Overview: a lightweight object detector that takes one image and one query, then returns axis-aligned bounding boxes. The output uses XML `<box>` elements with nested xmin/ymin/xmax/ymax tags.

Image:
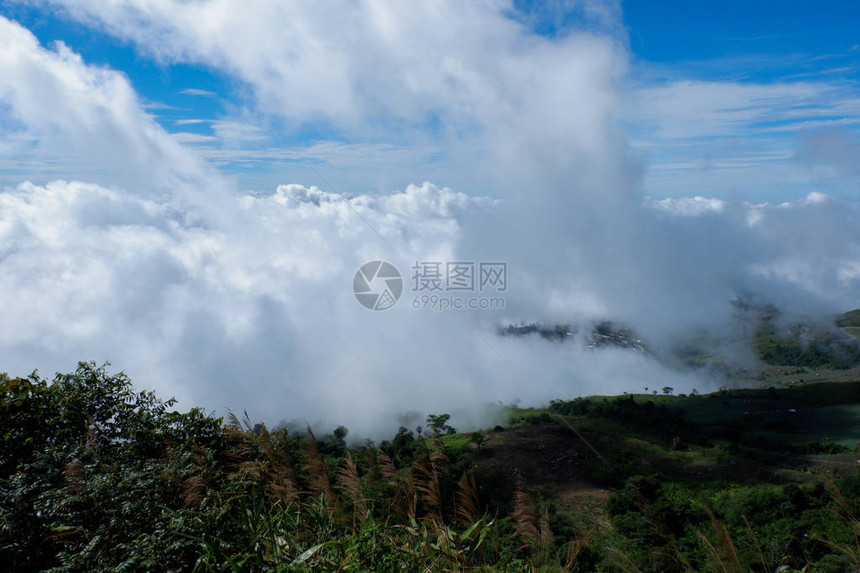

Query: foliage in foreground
<box><xmin>2</xmin><ymin>362</ymin><xmax>860</xmax><ymax>572</ymax></box>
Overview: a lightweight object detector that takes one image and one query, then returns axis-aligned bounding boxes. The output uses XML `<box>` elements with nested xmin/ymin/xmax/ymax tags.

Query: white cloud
<box><xmin>22</xmin><ymin>0</ymin><xmax>623</xmax><ymax>195</ymax></box>
<box><xmin>210</xmin><ymin>120</ymin><xmax>269</xmax><ymax>145</ymax></box>
<box><xmin>803</xmin><ymin>191</ymin><xmax>830</xmax><ymax>204</ymax></box>
<box><xmin>0</xmin><ymin>16</ymin><xmax>225</xmax><ymax>213</ymax></box>
<box><xmin>179</xmin><ymin>88</ymin><xmax>217</xmax><ymax>97</ymax></box>
<box><xmin>2</xmin><ymin>176</ymin><xmax>859</xmax><ymax>436</ymax></box>
<box><xmin>171</xmin><ymin>132</ymin><xmax>217</xmax><ymax>144</ymax></box>
<box><xmin>32</xmin><ymin>0</ymin><xmax>618</xmax><ymax>126</ymax></box>
<box><xmin>623</xmin><ymin>77</ymin><xmax>860</xmax><ymax>199</ymax></box>
<box><xmin>629</xmin><ymin>80</ymin><xmax>825</xmax><ymax>140</ymax></box>
<box><xmin>647</xmin><ymin>196</ymin><xmax>726</xmax><ymax>216</ymax></box>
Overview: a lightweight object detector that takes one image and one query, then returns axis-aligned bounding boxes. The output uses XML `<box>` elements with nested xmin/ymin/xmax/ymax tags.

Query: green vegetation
<box><xmin>426</xmin><ymin>413</ymin><xmax>457</xmax><ymax>435</ymax></box>
<box><xmin>3</xmin><ymin>362</ymin><xmax>860</xmax><ymax>571</ymax></box>
<box><xmin>752</xmin><ymin>310</ymin><xmax>860</xmax><ymax>370</ymax></box>
<box><xmin>755</xmin><ymin>322</ymin><xmax>860</xmax><ymax>369</ymax></box>
<box><xmin>836</xmin><ymin>309</ymin><xmax>860</xmax><ymax>328</ymax></box>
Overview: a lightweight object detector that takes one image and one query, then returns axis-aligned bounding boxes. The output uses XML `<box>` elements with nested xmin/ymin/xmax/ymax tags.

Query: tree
<box><xmin>662</xmin><ymin>386</ymin><xmax>674</xmax><ymax>396</ymax></box>
<box><xmin>331</xmin><ymin>425</ymin><xmax>349</xmax><ymax>455</ymax></box>
<box><xmin>425</xmin><ymin>413</ymin><xmax>456</xmax><ymax>435</ymax></box>
<box><xmin>0</xmin><ymin>361</ymin><xmax>224</xmax><ymax>571</ymax></box>
<box><xmin>386</xmin><ymin>426</ymin><xmax>417</xmax><ymax>464</ymax></box>
<box><xmin>469</xmin><ymin>431</ymin><xmax>487</xmax><ymax>450</ymax></box>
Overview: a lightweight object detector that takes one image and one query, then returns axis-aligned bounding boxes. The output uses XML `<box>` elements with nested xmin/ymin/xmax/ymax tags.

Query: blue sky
<box><xmin>1</xmin><ymin>0</ymin><xmax>858</xmax><ymax>201</ymax></box>
<box><xmin>10</xmin><ymin>1</ymin><xmax>860</xmax><ymax>90</ymax></box>
<box><xmin>625</xmin><ymin>0</ymin><xmax>859</xmax><ymax>69</ymax></box>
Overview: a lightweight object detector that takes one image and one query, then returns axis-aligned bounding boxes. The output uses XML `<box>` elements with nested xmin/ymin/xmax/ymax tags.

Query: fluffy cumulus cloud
<box><xmin>1</xmin><ymin>3</ymin><xmax>859</xmax><ymax>436</ymax></box>
<box><xmin>0</xmin><ymin>174</ymin><xmax>708</xmax><ymax>435</ymax></box>
<box><xmin>0</xmin><ymin>17</ymin><xmax>219</xmax><ymax>201</ymax></box>
<box><xmin>29</xmin><ymin>0</ymin><xmax>619</xmax><ymax>124</ymax></box>
<box><xmin>18</xmin><ymin>0</ymin><xmax>623</xmax><ymax>196</ymax></box>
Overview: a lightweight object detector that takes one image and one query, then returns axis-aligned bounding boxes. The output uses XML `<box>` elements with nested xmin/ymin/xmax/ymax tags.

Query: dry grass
<box><xmin>415</xmin><ymin>460</ymin><xmax>443</xmax><ymax>524</ymax></box>
<box><xmin>181</xmin><ymin>475</ymin><xmax>207</xmax><ymax>507</ymax></box>
<box><xmin>377</xmin><ymin>449</ymin><xmax>399</xmax><ymax>482</ymax></box>
<box><xmin>694</xmin><ymin>507</ymin><xmax>743</xmax><ymax>573</ymax></box>
<box><xmin>221</xmin><ymin>411</ymin><xmax>299</xmax><ymax>504</ymax></box>
<box><xmin>301</xmin><ymin>427</ymin><xmax>337</xmax><ymax>506</ymax></box>
<box><xmin>819</xmin><ymin>474</ymin><xmax>860</xmax><ymax>568</ymax></box>
<box><xmin>62</xmin><ymin>458</ymin><xmax>85</xmax><ymax>494</ymax></box>
<box><xmin>455</xmin><ymin>471</ymin><xmax>480</xmax><ymax>526</ymax></box>
<box><xmin>336</xmin><ymin>453</ymin><xmax>366</xmax><ymax>527</ymax></box>
<box><xmin>563</xmin><ymin>529</ymin><xmax>593</xmax><ymax>570</ymax></box>
<box><xmin>511</xmin><ymin>476</ymin><xmax>550</xmax><ymax>549</ymax></box>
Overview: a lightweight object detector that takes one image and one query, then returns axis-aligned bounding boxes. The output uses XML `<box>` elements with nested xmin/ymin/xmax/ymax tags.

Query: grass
<box><xmin>741</xmin><ymin>404</ymin><xmax>860</xmax><ymax>448</ymax></box>
<box><xmin>452</xmin><ymin>378</ymin><xmax>860</xmax><ymax>507</ymax></box>
<box><xmin>504</xmin><ymin>405</ymin><xmax>547</xmax><ymax>425</ymax></box>
<box><xmin>438</xmin><ymin>432</ymin><xmax>472</xmax><ymax>451</ymax></box>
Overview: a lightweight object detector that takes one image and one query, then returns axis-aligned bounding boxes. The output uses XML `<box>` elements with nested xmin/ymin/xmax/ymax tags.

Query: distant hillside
<box><xmin>754</xmin><ymin>310</ymin><xmax>860</xmax><ymax>369</ymax></box>
<box><xmin>498</xmin><ymin>320</ymin><xmax>646</xmax><ymax>351</ymax></box>
<box><xmin>836</xmin><ymin>308</ymin><xmax>860</xmax><ymax>328</ymax></box>
<box><xmin>498</xmin><ymin>307</ymin><xmax>860</xmax><ymax>373</ymax></box>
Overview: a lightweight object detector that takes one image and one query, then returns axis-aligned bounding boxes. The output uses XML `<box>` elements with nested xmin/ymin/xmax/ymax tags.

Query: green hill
<box><xmin>836</xmin><ymin>309</ymin><xmax>860</xmax><ymax>328</ymax></box>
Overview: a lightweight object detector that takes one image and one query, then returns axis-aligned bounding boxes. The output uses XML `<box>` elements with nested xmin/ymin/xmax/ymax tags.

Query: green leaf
<box><xmin>291</xmin><ymin>542</ymin><xmax>331</xmax><ymax>566</ymax></box>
